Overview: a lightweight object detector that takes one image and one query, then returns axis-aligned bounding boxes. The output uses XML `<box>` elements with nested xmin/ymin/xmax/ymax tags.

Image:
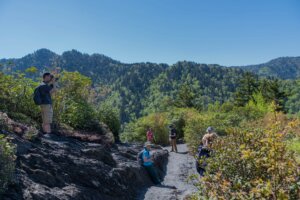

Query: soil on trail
<box><xmin>138</xmin><ymin>144</ymin><xmax>199</xmax><ymax>200</ymax></box>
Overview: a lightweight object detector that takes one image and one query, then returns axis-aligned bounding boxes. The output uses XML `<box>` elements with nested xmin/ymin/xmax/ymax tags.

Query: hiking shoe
<box><xmin>38</xmin><ymin>131</ymin><xmax>47</xmax><ymax>137</ymax></box>
<box><xmin>43</xmin><ymin>133</ymin><xmax>51</xmax><ymax>139</ymax></box>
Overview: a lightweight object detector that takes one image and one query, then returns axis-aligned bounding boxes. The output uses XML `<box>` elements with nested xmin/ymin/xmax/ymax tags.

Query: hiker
<box><xmin>196</xmin><ymin>127</ymin><xmax>218</xmax><ymax>176</ymax></box>
<box><xmin>169</xmin><ymin>125</ymin><xmax>178</xmax><ymax>152</ymax></box>
<box><xmin>34</xmin><ymin>73</ymin><xmax>58</xmax><ymax>135</ymax></box>
<box><xmin>142</xmin><ymin>142</ymin><xmax>161</xmax><ymax>184</ymax></box>
<box><xmin>202</xmin><ymin>127</ymin><xmax>218</xmax><ymax>148</ymax></box>
<box><xmin>146</xmin><ymin>127</ymin><xmax>154</xmax><ymax>143</ymax></box>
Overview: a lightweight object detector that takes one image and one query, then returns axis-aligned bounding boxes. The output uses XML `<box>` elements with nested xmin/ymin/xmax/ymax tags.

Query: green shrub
<box><xmin>287</xmin><ymin>137</ymin><xmax>300</xmax><ymax>163</ymax></box>
<box><xmin>61</xmin><ymin>100</ymin><xmax>97</xmax><ymax>130</ymax></box>
<box><xmin>121</xmin><ymin>112</ymin><xmax>170</xmax><ymax>145</ymax></box>
<box><xmin>7</xmin><ymin>112</ymin><xmax>39</xmax><ymax>127</ymax></box>
<box><xmin>0</xmin><ymin>73</ymin><xmax>40</xmax><ymax>121</ymax></box>
<box><xmin>98</xmin><ymin>102</ymin><xmax>121</xmax><ymax>139</ymax></box>
<box><xmin>183</xmin><ymin>110</ymin><xmax>212</xmax><ymax>152</ymax></box>
<box><xmin>52</xmin><ymin>71</ymin><xmax>101</xmax><ymax>131</ymax></box>
<box><xmin>0</xmin><ymin>135</ymin><xmax>16</xmax><ymax>195</ymax></box>
<box><xmin>193</xmin><ymin>126</ymin><xmax>300</xmax><ymax>200</ymax></box>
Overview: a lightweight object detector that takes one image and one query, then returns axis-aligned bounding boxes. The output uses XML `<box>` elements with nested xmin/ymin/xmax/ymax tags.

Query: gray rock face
<box><xmin>2</xmin><ymin>133</ymin><xmax>168</xmax><ymax>200</ymax></box>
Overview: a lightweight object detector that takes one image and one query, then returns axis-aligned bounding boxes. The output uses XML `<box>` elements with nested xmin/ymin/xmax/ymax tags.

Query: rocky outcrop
<box><xmin>0</xmin><ymin>113</ymin><xmax>169</xmax><ymax>200</ymax></box>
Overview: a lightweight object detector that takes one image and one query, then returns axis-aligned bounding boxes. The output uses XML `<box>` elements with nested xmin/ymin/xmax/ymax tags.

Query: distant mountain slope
<box><xmin>1</xmin><ymin>49</ymin><xmax>299</xmax><ymax>122</ymax></box>
<box><xmin>0</xmin><ymin>49</ymin><xmax>128</xmax><ymax>84</ymax></box>
<box><xmin>235</xmin><ymin>57</ymin><xmax>300</xmax><ymax>79</ymax></box>
<box><xmin>1</xmin><ymin>49</ymin><xmax>299</xmax><ymax>80</ymax></box>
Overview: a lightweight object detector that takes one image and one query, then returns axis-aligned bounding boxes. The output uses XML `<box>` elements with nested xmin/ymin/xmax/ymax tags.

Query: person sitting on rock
<box><xmin>142</xmin><ymin>142</ymin><xmax>161</xmax><ymax>185</ymax></box>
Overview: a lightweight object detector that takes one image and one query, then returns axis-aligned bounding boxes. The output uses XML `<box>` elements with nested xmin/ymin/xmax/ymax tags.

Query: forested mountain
<box><xmin>234</xmin><ymin>56</ymin><xmax>300</xmax><ymax>79</ymax></box>
<box><xmin>2</xmin><ymin>49</ymin><xmax>300</xmax><ymax>81</ymax></box>
<box><xmin>0</xmin><ymin>49</ymin><xmax>128</xmax><ymax>85</ymax></box>
<box><xmin>1</xmin><ymin>49</ymin><xmax>299</xmax><ymax>122</ymax></box>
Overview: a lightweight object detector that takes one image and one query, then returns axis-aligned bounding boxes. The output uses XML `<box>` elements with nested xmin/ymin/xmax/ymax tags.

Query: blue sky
<box><xmin>0</xmin><ymin>0</ymin><xmax>299</xmax><ymax>66</ymax></box>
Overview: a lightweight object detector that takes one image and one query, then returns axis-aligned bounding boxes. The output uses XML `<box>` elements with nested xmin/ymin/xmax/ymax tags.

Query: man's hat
<box><xmin>144</xmin><ymin>141</ymin><xmax>152</xmax><ymax>147</ymax></box>
<box><xmin>206</xmin><ymin>127</ymin><xmax>214</xmax><ymax>133</ymax></box>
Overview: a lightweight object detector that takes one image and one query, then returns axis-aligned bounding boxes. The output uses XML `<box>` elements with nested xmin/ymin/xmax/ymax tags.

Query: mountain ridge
<box><xmin>1</xmin><ymin>48</ymin><xmax>299</xmax><ymax>71</ymax></box>
<box><xmin>1</xmin><ymin>49</ymin><xmax>299</xmax><ymax>122</ymax></box>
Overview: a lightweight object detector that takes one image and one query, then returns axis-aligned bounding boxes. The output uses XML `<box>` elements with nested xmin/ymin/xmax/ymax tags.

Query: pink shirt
<box><xmin>147</xmin><ymin>130</ymin><xmax>154</xmax><ymax>141</ymax></box>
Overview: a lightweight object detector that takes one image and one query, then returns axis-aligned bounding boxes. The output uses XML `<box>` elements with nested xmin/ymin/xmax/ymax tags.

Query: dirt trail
<box><xmin>138</xmin><ymin>144</ymin><xmax>198</xmax><ymax>200</ymax></box>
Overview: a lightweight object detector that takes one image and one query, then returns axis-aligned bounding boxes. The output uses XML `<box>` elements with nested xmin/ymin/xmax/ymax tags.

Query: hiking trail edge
<box><xmin>138</xmin><ymin>144</ymin><xmax>198</xmax><ymax>200</ymax></box>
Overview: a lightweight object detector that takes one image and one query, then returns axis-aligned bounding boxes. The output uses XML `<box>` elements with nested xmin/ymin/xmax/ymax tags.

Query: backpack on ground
<box><xmin>137</xmin><ymin>150</ymin><xmax>144</xmax><ymax>166</ymax></box>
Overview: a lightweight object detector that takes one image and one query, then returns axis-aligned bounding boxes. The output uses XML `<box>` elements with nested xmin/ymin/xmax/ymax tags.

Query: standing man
<box><xmin>169</xmin><ymin>125</ymin><xmax>178</xmax><ymax>152</ymax></box>
<box><xmin>34</xmin><ymin>73</ymin><xmax>57</xmax><ymax>134</ymax></box>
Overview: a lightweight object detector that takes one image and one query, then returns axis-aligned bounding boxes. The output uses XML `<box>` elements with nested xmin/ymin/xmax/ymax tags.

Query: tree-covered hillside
<box><xmin>1</xmin><ymin>49</ymin><xmax>300</xmax><ymax>122</ymax></box>
<box><xmin>235</xmin><ymin>56</ymin><xmax>300</xmax><ymax>79</ymax></box>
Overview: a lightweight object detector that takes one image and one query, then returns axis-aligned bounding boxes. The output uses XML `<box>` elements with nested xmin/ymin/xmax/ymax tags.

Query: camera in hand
<box><xmin>50</xmin><ymin>74</ymin><xmax>59</xmax><ymax>81</ymax></box>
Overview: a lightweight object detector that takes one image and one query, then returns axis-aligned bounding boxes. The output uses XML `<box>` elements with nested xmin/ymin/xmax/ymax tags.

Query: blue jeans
<box><xmin>144</xmin><ymin>165</ymin><xmax>160</xmax><ymax>184</ymax></box>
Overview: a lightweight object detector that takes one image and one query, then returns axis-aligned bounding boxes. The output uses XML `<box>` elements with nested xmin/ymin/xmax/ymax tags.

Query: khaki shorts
<box><xmin>41</xmin><ymin>104</ymin><xmax>53</xmax><ymax>124</ymax></box>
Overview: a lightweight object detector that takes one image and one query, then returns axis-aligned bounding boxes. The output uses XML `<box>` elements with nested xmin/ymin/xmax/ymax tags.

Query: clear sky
<box><xmin>0</xmin><ymin>0</ymin><xmax>299</xmax><ymax>66</ymax></box>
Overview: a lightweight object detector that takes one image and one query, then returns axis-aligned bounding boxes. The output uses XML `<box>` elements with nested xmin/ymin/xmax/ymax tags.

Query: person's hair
<box><xmin>43</xmin><ymin>72</ymin><xmax>51</xmax><ymax>79</ymax></box>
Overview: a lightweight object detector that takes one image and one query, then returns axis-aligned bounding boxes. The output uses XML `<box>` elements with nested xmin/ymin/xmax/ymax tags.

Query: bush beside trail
<box><xmin>0</xmin><ymin>135</ymin><xmax>16</xmax><ymax>195</ymax></box>
<box><xmin>192</xmin><ymin>125</ymin><xmax>300</xmax><ymax>199</ymax></box>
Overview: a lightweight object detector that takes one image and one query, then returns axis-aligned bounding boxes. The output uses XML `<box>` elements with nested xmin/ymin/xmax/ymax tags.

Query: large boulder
<box><xmin>1</xmin><ymin>132</ymin><xmax>168</xmax><ymax>200</ymax></box>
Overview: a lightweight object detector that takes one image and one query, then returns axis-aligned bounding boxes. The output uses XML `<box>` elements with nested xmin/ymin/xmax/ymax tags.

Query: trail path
<box><xmin>139</xmin><ymin>144</ymin><xmax>198</xmax><ymax>200</ymax></box>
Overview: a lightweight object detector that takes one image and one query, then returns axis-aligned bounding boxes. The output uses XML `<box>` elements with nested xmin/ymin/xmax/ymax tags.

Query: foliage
<box><xmin>2</xmin><ymin>49</ymin><xmax>300</xmax><ymax>123</ymax></box>
<box><xmin>121</xmin><ymin>112</ymin><xmax>170</xmax><ymax>145</ymax></box>
<box><xmin>259</xmin><ymin>78</ymin><xmax>287</xmax><ymax>112</ymax></box>
<box><xmin>97</xmin><ymin>100</ymin><xmax>121</xmax><ymax>140</ymax></box>
<box><xmin>194</xmin><ymin>126</ymin><xmax>300</xmax><ymax>200</ymax></box>
<box><xmin>234</xmin><ymin>72</ymin><xmax>259</xmax><ymax>106</ymax></box>
<box><xmin>285</xmin><ymin>80</ymin><xmax>300</xmax><ymax>115</ymax></box>
<box><xmin>287</xmin><ymin>138</ymin><xmax>300</xmax><ymax>163</ymax></box>
<box><xmin>52</xmin><ymin>71</ymin><xmax>99</xmax><ymax>130</ymax></box>
<box><xmin>0</xmin><ymin>72</ymin><xmax>40</xmax><ymax>122</ymax></box>
<box><xmin>242</xmin><ymin>56</ymin><xmax>300</xmax><ymax>79</ymax></box>
<box><xmin>0</xmin><ymin>135</ymin><xmax>16</xmax><ymax>195</ymax></box>
<box><xmin>60</xmin><ymin>99</ymin><xmax>97</xmax><ymax>130</ymax></box>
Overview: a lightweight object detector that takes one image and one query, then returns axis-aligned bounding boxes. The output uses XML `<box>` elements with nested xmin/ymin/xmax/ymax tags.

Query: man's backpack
<box><xmin>33</xmin><ymin>86</ymin><xmax>42</xmax><ymax>105</ymax></box>
<box><xmin>137</xmin><ymin>150</ymin><xmax>144</xmax><ymax>166</ymax></box>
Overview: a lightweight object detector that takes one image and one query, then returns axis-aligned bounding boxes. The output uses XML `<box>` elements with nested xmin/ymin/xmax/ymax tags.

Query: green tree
<box><xmin>235</xmin><ymin>72</ymin><xmax>259</xmax><ymax>106</ymax></box>
<box><xmin>98</xmin><ymin>101</ymin><xmax>121</xmax><ymax>141</ymax></box>
<box><xmin>174</xmin><ymin>83</ymin><xmax>195</xmax><ymax>108</ymax></box>
<box><xmin>25</xmin><ymin>66</ymin><xmax>38</xmax><ymax>79</ymax></box>
<box><xmin>260</xmin><ymin>79</ymin><xmax>287</xmax><ymax>112</ymax></box>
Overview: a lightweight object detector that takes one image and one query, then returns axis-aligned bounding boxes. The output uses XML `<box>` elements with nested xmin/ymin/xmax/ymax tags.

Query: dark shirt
<box><xmin>197</xmin><ymin>145</ymin><xmax>210</xmax><ymax>158</ymax></box>
<box><xmin>39</xmin><ymin>82</ymin><xmax>53</xmax><ymax>105</ymax></box>
<box><xmin>169</xmin><ymin>128</ymin><xmax>177</xmax><ymax>139</ymax></box>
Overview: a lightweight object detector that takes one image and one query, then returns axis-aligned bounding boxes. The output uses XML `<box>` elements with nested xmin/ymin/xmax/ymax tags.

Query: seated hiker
<box><xmin>196</xmin><ymin>127</ymin><xmax>218</xmax><ymax>176</ymax></box>
<box><xmin>202</xmin><ymin>126</ymin><xmax>218</xmax><ymax>148</ymax></box>
<box><xmin>142</xmin><ymin>142</ymin><xmax>161</xmax><ymax>185</ymax></box>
